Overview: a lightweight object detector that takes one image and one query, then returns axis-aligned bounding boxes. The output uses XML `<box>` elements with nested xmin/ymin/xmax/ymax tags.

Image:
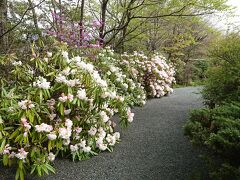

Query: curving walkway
<box><xmin>1</xmin><ymin>87</ymin><xmax>207</xmax><ymax>180</ymax></box>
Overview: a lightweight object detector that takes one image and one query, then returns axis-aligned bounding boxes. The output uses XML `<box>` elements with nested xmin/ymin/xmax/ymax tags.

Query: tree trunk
<box><xmin>0</xmin><ymin>0</ymin><xmax>8</xmax><ymax>54</ymax></box>
<box><xmin>79</xmin><ymin>0</ymin><xmax>85</xmax><ymax>46</ymax></box>
<box><xmin>28</xmin><ymin>0</ymin><xmax>41</xmax><ymax>38</ymax></box>
<box><xmin>99</xmin><ymin>0</ymin><xmax>108</xmax><ymax>46</ymax></box>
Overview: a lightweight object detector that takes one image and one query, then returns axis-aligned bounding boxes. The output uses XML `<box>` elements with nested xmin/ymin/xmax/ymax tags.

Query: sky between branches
<box><xmin>213</xmin><ymin>0</ymin><xmax>240</xmax><ymax>32</ymax></box>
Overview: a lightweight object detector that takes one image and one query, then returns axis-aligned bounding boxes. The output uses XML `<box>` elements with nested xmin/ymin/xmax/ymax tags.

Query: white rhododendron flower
<box><xmin>88</xmin><ymin>127</ymin><xmax>97</xmax><ymax>136</ymax></box>
<box><xmin>77</xmin><ymin>88</ymin><xmax>88</xmax><ymax>100</ymax></box>
<box><xmin>70</xmin><ymin>144</ymin><xmax>79</xmax><ymax>152</ymax></box>
<box><xmin>75</xmin><ymin>127</ymin><xmax>82</xmax><ymax>134</ymax></box>
<box><xmin>63</xmin><ymin>139</ymin><xmax>70</xmax><ymax>146</ymax></box>
<box><xmin>59</xmin><ymin>93</ymin><xmax>68</xmax><ymax>102</ymax></box>
<box><xmin>113</xmin><ymin>132</ymin><xmax>120</xmax><ymax>140</ymax></box>
<box><xmin>35</xmin><ymin>123</ymin><xmax>53</xmax><ymax>133</ymax></box>
<box><xmin>18</xmin><ymin>100</ymin><xmax>35</xmax><ymax>110</ymax></box>
<box><xmin>33</xmin><ymin>77</ymin><xmax>51</xmax><ymax>89</ymax></box>
<box><xmin>58</xmin><ymin>127</ymin><xmax>71</xmax><ymax>139</ymax></box>
<box><xmin>12</xmin><ymin>61</ymin><xmax>22</xmax><ymax>66</ymax></box>
<box><xmin>98</xmin><ymin>143</ymin><xmax>108</xmax><ymax>151</ymax></box>
<box><xmin>78</xmin><ymin>139</ymin><xmax>86</xmax><ymax>148</ymax></box>
<box><xmin>47</xmin><ymin>52</ymin><xmax>52</xmax><ymax>58</ymax></box>
<box><xmin>15</xmin><ymin>148</ymin><xmax>28</xmax><ymax>160</ymax></box>
<box><xmin>65</xmin><ymin>119</ymin><xmax>73</xmax><ymax>129</ymax></box>
<box><xmin>56</xmin><ymin>74</ymin><xmax>67</xmax><ymax>83</ymax></box>
<box><xmin>2</xmin><ymin>144</ymin><xmax>12</xmax><ymax>155</ymax></box>
<box><xmin>62</xmin><ymin>51</ymin><xmax>69</xmax><ymax>59</ymax></box>
<box><xmin>48</xmin><ymin>152</ymin><xmax>55</xmax><ymax>161</ymax></box>
<box><xmin>106</xmin><ymin>134</ymin><xmax>116</xmax><ymax>146</ymax></box>
<box><xmin>99</xmin><ymin>111</ymin><xmax>109</xmax><ymax>123</ymax></box>
<box><xmin>21</xmin><ymin>117</ymin><xmax>31</xmax><ymax>130</ymax></box>
<box><xmin>64</xmin><ymin>109</ymin><xmax>71</xmax><ymax>115</ymax></box>
<box><xmin>126</xmin><ymin>108</ymin><xmax>134</xmax><ymax>123</ymax></box>
<box><xmin>47</xmin><ymin>133</ymin><xmax>57</xmax><ymax>140</ymax></box>
<box><xmin>98</xmin><ymin>127</ymin><xmax>106</xmax><ymax>138</ymax></box>
<box><xmin>82</xmin><ymin>146</ymin><xmax>91</xmax><ymax>153</ymax></box>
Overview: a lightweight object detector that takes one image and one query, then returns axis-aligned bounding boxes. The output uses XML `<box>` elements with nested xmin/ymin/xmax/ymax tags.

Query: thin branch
<box><xmin>0</xmin><ymin>0</ymin><xmax>46</xmax><ymax>38</ymax></box>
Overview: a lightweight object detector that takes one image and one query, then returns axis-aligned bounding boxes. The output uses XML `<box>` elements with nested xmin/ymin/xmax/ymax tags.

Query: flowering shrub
<box><xmin>120</xmin><ymin>52</ymin><xmax>175</xmax><ymax>98</ymax></box>
<box><xmin>95</xmin><ymin>48</ymin><xmax>147</xmax><ymax>107</ymax></box>
<box><xmin>0</xmin><ymin>43</ymin><xmax>175</xmax><ymax>179</ymax></box>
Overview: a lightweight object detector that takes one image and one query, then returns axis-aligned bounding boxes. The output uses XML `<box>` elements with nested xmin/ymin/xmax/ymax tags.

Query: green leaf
<box><xmin>45</xmin><ymin>163</ymin><xmax>55</xmax><ymax>174</ymax></box>
<box><xmin>30</xmin><ymin>165</ymin><xmax>37</xmax><ymax>174</ymax></box>
<box><xmin>15</xmin><ymin>168</ymin><xmax>20</xmax><ymax>180</ymax></box>
<box><xmin>0</xmin><ymin>116</ymin><xmax>3</xmax><ymax>124</ymax></box>
<box><xmin>9</xmin><ymin>129</ymin><xmax>19</xmax><ymax>139</ymax></box>
<box><xmin>37</xmin><ymin>166</ymin><xmax>42</xmax><ymax>176</ymax></box>
<box><xmin>0</xmin><ymin>138</ymin><xmax>6</xmax><ymax>151</ymax></box>
<box><xmin>19</xmin><ymin>169</ymin><xmax>24</xmax><ymax>180</ymax></box>
<box><xmin>3</xmin><ymin>154</ymin><xmax>8</xmax><ymax>166</ymax></box>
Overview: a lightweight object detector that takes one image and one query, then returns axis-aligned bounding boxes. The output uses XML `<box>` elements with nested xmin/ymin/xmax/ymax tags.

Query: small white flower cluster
<box><xmin>77</xmin><ymin>88</ymin><xmax>88</xmax><ymax>100</ymax></box>
<box><xmin>12</xmin><ymin>61</ymin><xmax>22</xmax><ymax>66</ymax></box>
<box><xmin>21</xmin><ymin>117</ymin><xmax>31</xmax><ymax>137</ymax></box>
<box><xmin>70</xmin><ymin>139</ymin><xmax>91</xmax><ymax>153</ymax></box>
<box><xmin>48</xmin><ymin>152</ymin><xmax>55</xmax><ymax>161</ymax></box>
<box><xmin>126</xmin><ymin>107</ymin><xmax>134</xmax><ymax>122</ymax></box>
<box><xmin>70</xmin><ymin>55</ymin><xmax>108</xmax><ymax>88</ymax></box>
<box><xmin>15</xmin><ymin>148</ymin><xmax>28</xmax><ymax>160</ymax></box>
<box><xmin>55</xmin><ymin>68</ymin><xmax>80</xmax><ymax>87</ymax></box>
<box><xmin>1</xmin><ymin>144</ymin><xmax>12</xmax><ymax>155</ymax></box>
<box><xmin>59</xmin><ymin>93</ymin><xmax>74</xmax><ymax>102</ymax></box>
<box><xmin>96</xmin><ymin>127</ymin><xmax>108</xmax><ymax>150</ymax></box>
<box><xmin>47</xmin><ymin>133</ymin><xmax>57</xmax><ymax>140</ymax></box>
<box><xmin>18</xmin><ymin>100</ymin><xmax>35</xmax><ymax>110</ymax></box>
<box><xmin>58</xmin><ymin>119</ymin><xmax>73</xmax><ymax>145</ymax></box>
<box><xmin>35</xmin><ymin>123</ymin><xmax>53</xmax><ymax>133</ymax></box>
<box><xmin>99</xmin><ymin>111</ymin><xmax>109</xmax><ymax>123</ymax></box>
<box><xmin>33</xmin><ymin>77</ymin><xmax>51</xmax><ymax>89</ymax></box>
<box><xmin>106</xmin><ymin>132</ymin><xmax>120</xmax><ymax>146</ymax></box>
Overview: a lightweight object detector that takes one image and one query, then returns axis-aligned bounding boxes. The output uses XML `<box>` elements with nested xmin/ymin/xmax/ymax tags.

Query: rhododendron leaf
<box><xmin>0</xmin><ymin>138</ymin><xmax>6</xmax><ymax>151</ymax></box>
<box><xmin>19</xmin><ymin>169</ymin><xmax>24</xmax><ymax>180</ymax></box>
<box><xmin>72</xmin><ymin>98</ymin><xmax>77</xmax><ymax>105</ymax></box>
<box><xmin>48</xmin><ymin>141</ymin><xmax>52</xmax><ymax>152</ymax></box>
<box><xmin>0</xmin><ymin>116</ymin><xmax>3</xmax><ymax>124</ymax></box>
<box><xmin>59</xmin><ymin>104</ymin><xmax>64</xmax><ymax>116</ymax></box>
<box><xmin>3</xmin><ymin>127</ymin><xmax>14</xmax><ymax>130</ymax></box>
<box><xmin>37</xmin><ymin>166</ymin><xmax>42</xmax><ymax>176</ymax></box>
<box><xmin>90</xmin><ymin>151</ymin><xmax>98</xmax><ymax>156</ymax></box>
<box><xmin>9</xmin><ymin>128</ymin><xmax>20</xmax><ymax>139</ymax></box>
<box><xmin>15</xmin><ymin>168</ymin><xmax>20</xmax><ymax>180</ymax></box>
<box><xmin>30</xmin><ymin>165</ymin><xmax>36</xmax><ymax>174</ymax></box>
<box><xmin>3</xmin><ymin>154</ymin><xmax>8</xmax><ymax>166</ymax></box>
<box><xmin>41</xmin><ymin>165</ymin><xmax>49</xmax><ymax>175</ymax></box>
<box><xmin>28</xmin><ymin>112</ymin><xmax>34</xmax><ymax>123</ymax></box>
<box><xmin>45</xmin><ymin>164</ymin><xmax>55</xmax><ymax>174</ymax></box>
<box><xmin>46</xmin><ymin>72</ymin><xmax>55</xmax><ymax>77</ymax></box>
<box><xmin>14</xmin><ymin>134</ymin><xmax>23</xmax><ymax>143</ymax></box>
<box><xmin>39</xmin><ymin>90</ymin><xmax>43</xmax><ymax>104</ymax></box>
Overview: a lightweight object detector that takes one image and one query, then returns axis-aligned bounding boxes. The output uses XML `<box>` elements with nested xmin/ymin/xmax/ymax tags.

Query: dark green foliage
<box><xmin>184</xmin><ymin>102</ymin><xmax>240</xmax><ymax>179</ymax></box>
<box><xmin>203</xmin><ymin>33</ymin><xmax>240</xmax><ymax>107</ymax></box>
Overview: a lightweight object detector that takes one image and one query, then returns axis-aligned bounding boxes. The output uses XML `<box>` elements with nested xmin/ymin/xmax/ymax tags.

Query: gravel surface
<box><xmin>1</xmin><ymin>87</ymin><xmax>207</xmax><ymax>180</ymax></box>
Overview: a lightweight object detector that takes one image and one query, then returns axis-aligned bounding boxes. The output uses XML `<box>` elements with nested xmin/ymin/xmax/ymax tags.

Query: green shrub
<box><xmin>203</xmin><ymin>33</ymin><xmax>240</xmax><ymax>107</ymax></box>
<box><xmin>184</xmin><ymin>101</ymin><xmax>240</xmax><ymax>179</ymax></box>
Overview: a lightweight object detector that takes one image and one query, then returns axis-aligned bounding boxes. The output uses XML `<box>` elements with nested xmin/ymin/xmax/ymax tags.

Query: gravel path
<box><xmin>1</xmin><ymin>87</ymin><xmax>207</xmax><ymax>180</ymax></box>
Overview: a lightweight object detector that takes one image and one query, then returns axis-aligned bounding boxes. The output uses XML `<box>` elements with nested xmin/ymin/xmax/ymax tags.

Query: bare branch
<box><xmin>0</xmin><ymin>0</ymin><xmax>46</xmax><ymax>38</ymax></box>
